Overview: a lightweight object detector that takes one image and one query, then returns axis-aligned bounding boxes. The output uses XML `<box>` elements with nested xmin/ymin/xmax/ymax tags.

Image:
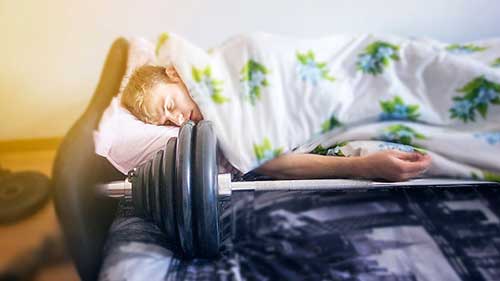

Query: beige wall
<box><xmin>1</xmin><ymin>0</ymin><xmax>499</xmax><ymax>140</ymax></box>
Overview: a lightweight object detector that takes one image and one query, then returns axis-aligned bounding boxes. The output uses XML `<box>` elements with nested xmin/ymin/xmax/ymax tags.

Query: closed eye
<box><xmin>164</xmin><ymin>97</ymin><xmax>175</xmax><ymax>112</ymax></box>
<box><xmin>163</xmin><ymin>98</ymin><xmax>173</xmax><ymax>115</ymax></box>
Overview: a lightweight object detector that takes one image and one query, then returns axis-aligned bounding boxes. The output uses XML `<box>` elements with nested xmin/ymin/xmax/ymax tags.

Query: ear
<box><xmin>165</xmin><ymin>65</ymin><xmax>181</xmax><ymax>82</ymax></box>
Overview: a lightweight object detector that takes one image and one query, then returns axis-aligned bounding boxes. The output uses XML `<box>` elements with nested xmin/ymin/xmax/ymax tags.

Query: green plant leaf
<box><xmin>492</xmin><ymin>58</ymin><xmax>500</xmax><ymax>67</ymax></box>
<box><xmin>203</xmin><ymin>67</ymin><xmax>212</xmax><ymax>76</ymax></box>
<box><xmin>394</xmin><ymin>96</ymin><xmax>404</xmax><ymax>105</ymax></box>
<box><xmin>477</xmin><ymin>103</ymin><xmax>488</xmax><ymax>118</ymax></box>
<box><xmin>306</xmin><ymin>50</ymin><xmax>315</xmax><ymax>60</ymax></box>
<box><xmin>192</xmin><ymin>67</ymin><xmax>202</xmax><ymax>82</ymax></box>
<box><xmin>471</xmin><ymin>172</ymin><xmax>481</xmax><ymax>180</ymax></box>
<box><xmin>311</xmin><ymin>145</ymin><xmax>327</xmax><ymax>155</ymax></box>
<box><xmin>155</xmin><ymin>32</ymin><xmax>169</xmax><ymax>56</ymax></box>
<box><xmin>211</xmin><ymin>93</ymin><xmax>230</xmax><ymax>104</ymax></box>
<box><xmin>415</xmin><ymin>133</ymin><xmax>426</xmax><ymax>140</ymax></box>
<box><xmin>297</xmin><ymin>52</ymin><xmax>308</xmax><ymax>64</ymax></box>
<box><xmin>457</xmin><ymin>76</ymin><xmax>485</xmax><ymax>93</ymax></box>
<box><xmin>380</xmin><ymin>101</ymin><xmax>394</xmax><ymax>113</ymax></box>
<box><xmin>484</xmin><ymin>171</ymin><xmax>500</xmax><ymax>182</ymax></box>
<box><xmin>408</xmin><ymin>105</ymin><xmax>419</xmax><ymax>114</ymax></box>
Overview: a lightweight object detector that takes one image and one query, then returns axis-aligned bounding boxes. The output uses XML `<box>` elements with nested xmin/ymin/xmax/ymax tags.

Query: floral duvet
<box><xmin>156</xmin><ymin>32</ymin><xmax>500</xmax><ymax>180</ymax></box>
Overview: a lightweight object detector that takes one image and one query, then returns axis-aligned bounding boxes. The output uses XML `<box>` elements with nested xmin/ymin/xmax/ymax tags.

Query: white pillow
<box><xmin>93</xmin><ymin>37</ymin><xmax>179</xmax><ymax>174</ymax></box>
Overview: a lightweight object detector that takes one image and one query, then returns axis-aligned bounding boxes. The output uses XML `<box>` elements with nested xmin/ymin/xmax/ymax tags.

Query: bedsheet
<box><xmin>99</xmin><ymin>180</ymin><xmax>500</xmax><ymax>281</ymax></box>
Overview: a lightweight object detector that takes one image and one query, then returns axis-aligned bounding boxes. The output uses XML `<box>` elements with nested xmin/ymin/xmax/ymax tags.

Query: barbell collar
<box><xmin>97</xmin><ymin>180</ymin><xmax>132</xmax><ymax>198</ymax></box>
<box><xmin>217</xmin><ymin>174</ymin><xmax>232</xmax><ymax>200</ymax></box>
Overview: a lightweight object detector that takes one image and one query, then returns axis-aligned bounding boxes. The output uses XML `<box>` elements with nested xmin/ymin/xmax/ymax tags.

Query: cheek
<box><xmin>178</xmin><ymin>88</ymin><xmax>196</xmax><ymax>108</ymax></box>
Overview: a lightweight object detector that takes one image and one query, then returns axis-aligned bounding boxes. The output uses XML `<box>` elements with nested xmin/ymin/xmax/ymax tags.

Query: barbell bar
<box><xmin>102</xmin><ymin>172</ymin><xmax>497</xmax><ymax>198</ymax></box>
<box><xmin>97</xmin><ymin>120</ymin><xmax>499</xmax><ymax>258</ymax></box>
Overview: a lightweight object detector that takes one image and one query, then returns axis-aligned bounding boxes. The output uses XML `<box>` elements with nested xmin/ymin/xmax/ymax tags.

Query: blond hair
<box><xmin>121</xmin><ymin>65</ymin><xmax>171</xmax><ymax>123</ymax></box>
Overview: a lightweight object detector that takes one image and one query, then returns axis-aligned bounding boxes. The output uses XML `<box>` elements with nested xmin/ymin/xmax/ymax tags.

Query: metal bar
<box><xmin>229</xmin><ymin>178</ymin><xmax>499</xmax><ymax>192</ymax></box>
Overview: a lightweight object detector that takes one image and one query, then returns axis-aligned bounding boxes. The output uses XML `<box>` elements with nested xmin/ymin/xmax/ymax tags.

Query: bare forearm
<box><xmin>254</xmin><ymin>150</ymin><xmax>432</xmax><ymax>182</ymax></box>
<box><xmin>254</xmin><ymin>153</ymin><xmax>361</xmax><ymax>180</ymax></box>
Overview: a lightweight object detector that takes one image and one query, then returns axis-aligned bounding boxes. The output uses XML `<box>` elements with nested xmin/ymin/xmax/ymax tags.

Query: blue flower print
<box><xmin>240</xmin><ymin>60</ymin><xmax>269</xmax><ymax>105</ymax></box>
<box><xmin>446</xmin><ymin>44</ymin><xmax>487</xmax><ymax>54</ymax></box>
<box><xmin>192</xmin><ymin>66</ymin><xmax>229</xmax><ymax>104</ymax></box>
<box><xmin>379</xmin><ymin>96</ymin><xmax>420</xmax><ymax>121</ymax></box>
<box><xmin>474</xmin><ymin>88</ymin><xmax>497</xmax><ymax>105</ymax></box>
<box><xmin>356</xmin><ymin>41</ymin><xmax>400</xmax><ymax>75</ymax></box>
<box><xmin>379</xmin><ymin>124</ymin><xmax>426</xmax><ymax>146</ymax></box>
<box><xmin>296</xmin><ymin>50</ymin><xmax>335</xmax><ymax>86</ymax></box>
<box><xmin>298</xmin><ymin>61</ymin><xmax>323</xmax><ymax>85</ymax></box>
<box><xmin>357</xmin><ymin>54</ymin><xmax>377</xmax><ymax>73</ymax></box>
<box><xmin>253</xmin><ymin>138</ymin><xmax>283</xmax><ymax>164</ymax></box>
<box><xmin>474</xmin><ymin>132</ymin><xmax>500</xmax><ymax>145</ymax></box>
<box><xmin>378</xmin><ymin>142</ymin><xmax>416</xmax><ymax>153</ymax></box>
<box><xmin>450</xmin><ymin>76</ymin><xmax>500</xmax><ymax>123</ymax></box>
<box><xmin>375</xmin><ymin>46</ymin><xmax>395</xmax><ymax>60</ymax></box>
<box><xmin>450</xmin><ymin>99</ymin><xmax>474</xmax><ymax>121</ymax></box>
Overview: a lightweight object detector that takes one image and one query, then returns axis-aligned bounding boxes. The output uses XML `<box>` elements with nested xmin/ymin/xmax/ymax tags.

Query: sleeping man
<box><xmin>121</xmin><ymin>64</ymin><xmax>431</xmax><ymax>181</ymax></box>
<box><xmin>121</xmin><ymin>33</ymin><xmax>500</xmax><ymax>182</ymax></box>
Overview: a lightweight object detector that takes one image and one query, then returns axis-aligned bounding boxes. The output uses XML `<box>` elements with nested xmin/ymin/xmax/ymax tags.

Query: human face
<box><xmin>147</xmin><ymin>81</ymin><xmax>203</xmax><ymax>126</ymax></box>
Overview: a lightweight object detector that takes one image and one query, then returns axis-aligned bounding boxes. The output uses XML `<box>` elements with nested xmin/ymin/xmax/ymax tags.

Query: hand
<box><xmin>357</xmin><ymin>150</ymin><xmax>432</xmax><ymax>181</ymax></box>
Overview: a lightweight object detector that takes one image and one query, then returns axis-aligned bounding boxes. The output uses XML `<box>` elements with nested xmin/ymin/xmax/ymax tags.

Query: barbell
<box><xmin>97</xmin><ymin>120</ymin><xmax>499</xmax><ymax>258</ymax></box>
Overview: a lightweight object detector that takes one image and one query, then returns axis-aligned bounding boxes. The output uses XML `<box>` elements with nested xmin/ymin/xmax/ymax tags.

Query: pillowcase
<box><xmin>93</xmin><ymin>37</ymin><xmax>179</xmax><ymax>174</ymax></box>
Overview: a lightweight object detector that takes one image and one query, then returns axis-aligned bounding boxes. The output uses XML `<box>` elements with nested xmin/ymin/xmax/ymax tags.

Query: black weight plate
<box><xmin>132</xmin><ymin>165</ymin><xmax>144</xmax><ymax>216</ymax></box>
<box><xmin>175</xmin><ymin>121</ymin><xmax>195</xmax><ymax>257</ymax></box>
<box><xmin>161</xmin><ymin>137</ymin><xmax>178</xmax><ymax>245</ymax></box>
<box><xmin>0</xmin><ymin>171</ymin><xmax>50</xmax><ymax>224</ymax></box>
<box><xmin>151</xmin><ymin>150</ymin><xmax>163</xmax><ymax>226</ymax></box>
<box><xmin>143</xmin><ymin>160</ymin><xmax>152</xmax><ymax>218</ymax></box>
<box><xmin>193</xmin><ymin>120</ymin><xmax>220</xmax><ymax>257</ymax></box>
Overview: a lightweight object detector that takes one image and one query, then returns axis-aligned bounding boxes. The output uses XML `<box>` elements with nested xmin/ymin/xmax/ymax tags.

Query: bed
<box><xmin>99</xmin><ymin>185</ymin><xmax>500</xmax><ymax>281</ymax></box>
<box><xmin>52</xmin><ymin>38</ymin><xmax>500</xmax><ymax>281</ymax></box>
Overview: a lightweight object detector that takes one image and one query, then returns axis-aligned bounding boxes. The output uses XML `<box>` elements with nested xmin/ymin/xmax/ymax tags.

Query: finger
<box><xmin>388</xmin><ymin>150</ymin><xmax>421</xmax><ymax>161</ymax></box>
<box><xmin>393</xmin><ymin>156</ymin><xmax>432</xmax><ymax>173</ymax></box>
<box><xmin>384</xmin><ymin>149</ymin><xmax>415</xmax><ymax>159</ymax></box>
<box><xmin>390</xmin><ymin>169</ymin><xmax>427</xmax><ymax>181</ymax></box>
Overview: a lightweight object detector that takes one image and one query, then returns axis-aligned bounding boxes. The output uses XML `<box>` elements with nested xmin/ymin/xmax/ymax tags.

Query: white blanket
<box><xmin>156</xmin><ymin>32</ymin><xmax>500</xmax><ymax>181</ymax></box>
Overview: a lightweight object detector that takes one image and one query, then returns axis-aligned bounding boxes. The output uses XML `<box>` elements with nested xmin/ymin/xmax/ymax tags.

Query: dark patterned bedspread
<box><xmin>99</xmin><ymin>184</ymin><xmax>500</xmax><ymax>281</ymax></box>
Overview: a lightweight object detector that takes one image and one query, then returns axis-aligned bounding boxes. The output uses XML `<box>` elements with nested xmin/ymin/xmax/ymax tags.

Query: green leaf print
<box><xmin>240</xmin><ymin>59</ymin><xmax>270</xmax><ymax>105</ymax></box>
<box><xmin>320</xmin><ymin>115</ymin><xmax>342</xmax><ymax>133</ymax></box>
<box><xmin>380</xmin><ymin>96</ymin><xmax>420</xmax><ymax>121</ymax></box>
<box><xmin>446</xmin><ymin>44</ymin><xmax>488</xmax><ymax>54</ymax></box>
<box><xmin>380</xmin><ymin>124</ymin><xmax>426</xmax><ymax>146</ymax></box>
<box><xmin>155</xmin><ymin>32</ymin><xmax>169</xmax><ymax>56</ymax></box>
<box><xmin>296</xmin><ymin>50</ymin><xmax>335</xmax><ymax>85</ymax></box>
<box><xmin>472</xmin><ymin>171</ymin><xmax>500</xmax><ymax>182</ymax></box>
<box><xmin>484</xmin><ymin>171</ymin><xmax>500</xmax><ymax>182</ymax></box>
<box><xmin>450</xmin><ymin>76</ymin><xmax>500</xmax><ymax>122</ymax></box>
<box><xmin>311</xmin><ymin>141</ymin><xmax>348</xmax><ymax>156</ymax></box>
<box><xmin>492</xmin><ymin>58</ymin><xmax>500</xmax><ymax>68</ymax></box>
<box><xmin>191</xmin><ymin>66</ymin><xmax>230</xmax><ymax>104</ymax></box>
<box><xmin>253</xmin><ymin>138</ymin><xmax>283</xmax><ymax>164</ymax></box>
<box><xmin>356</xmin><ymin>41</ymin><xmax>400</xmax><ymax>75</ymax></box>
